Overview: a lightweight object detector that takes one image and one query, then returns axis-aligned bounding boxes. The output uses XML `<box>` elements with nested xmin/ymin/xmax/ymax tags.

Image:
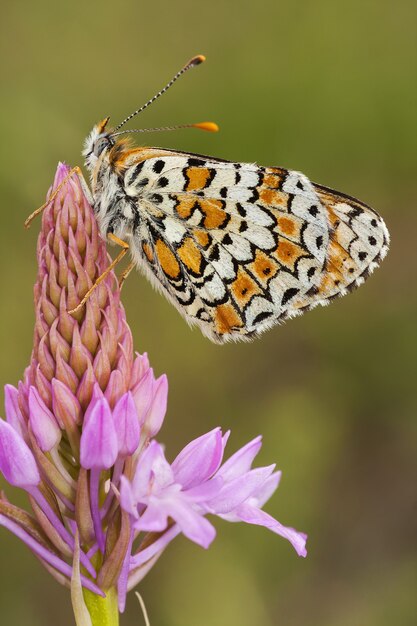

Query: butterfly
<box><xmin>28</xmin><ymin>55</ymin><xmax>389</xmax><ymax>343</ymax></box>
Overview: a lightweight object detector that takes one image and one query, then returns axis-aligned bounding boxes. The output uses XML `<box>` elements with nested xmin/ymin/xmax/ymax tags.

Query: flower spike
<box><xmin>0</xmin><ymin>164</ymin><xmax>307</xmax><ymax>624</ymax></box>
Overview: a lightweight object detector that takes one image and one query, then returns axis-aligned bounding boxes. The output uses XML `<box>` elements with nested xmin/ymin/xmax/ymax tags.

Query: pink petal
<box><xmin>137</xmin><ymin>491</ymin><xmax>216</xmax><ymax>549</ymax></box>
<box><xmin>113</xmin><ymin>392</ymin><xmax>140</xmax><ymax>456</ymax></box>
<box><xmin>185</xmin><ymin>476</ymin><xmax>224</xmax><ymax>502</ymax></box>
<box><xmin>131</xmin><ymin>524</ymin><xmax>181</xmax><ymax>568</ymax></box>
<box><xmin>4</xmin><ymin>384</ymin><xmax>26</xmax><ymax>439</ymax></box>
<box><xmin>150</xmin><ymin>445</ymin><xmax>175</xmax><ymax>490</ymax></box>
<box><xmin>131</xmin><ymin>352</ymin><xmax>150</xmax><ymax>386</ymax></box>
<box><xmin>80</xmin><ymin>396</ymin><xmax>118</xmax><ymax>470</ymax></box>
<box><xmin>250</xmin><ymin>471</ymin><xmax>282</xmax><ymax>508</ymax></box>
<box><xmin>131</xmin><ymin>441</ymin><xmax>168</xmax><ymax>498</ymax></box>
<box><xmin>206</xmin><ymin>465</ymin><xmax>275</xmax><ymax>514</ymax></box>
<box><xmin>217</xmin><ymin>436</ymin><xmax>263</xmax><ymax>481</ymax></box>
<box><xmin>172</xmin><ymin>428</ymin><xmax>224</xmax><ymax>489</ymax></box>
<box><xmin>29</xmin><ymin>387</ymin><xmax>61</xmax><ymax>452</ymax></box>
<box><xmin>135</xmin><ymin>501</ymin><xmax>169</xmax><ymax>533</ymax></box>
<box><xmin>165</xmin><ymin>497</ymin><xmax>216</xmax><ymax>548</ymax></box>
<box><xmin>131</xmin><ymin>368</ymin><xmax>154</xmax><ymax>424</ymax></box>
<box><xmin>145</xmin><ymin>374</ymin><xmax>168</xmax><ymax>437</ymax></box>
<box><xmin>234</xmin><ymin>503</ymin><xmax>307</xmax><ymax>557</ymax></box>
<box><xmin>0</xmin><ymin>419</ymin><xmax>40</xmax><ymax>488</ymax></box>
<box><xmin>119</xmin><ymin>476</ymin><xmax>139</xmax><ymax>519</ymax></box>
<box><xmin>83</xmin><ymin>383</ymin><xmax>105</xmax><ymax>426</ymax></box>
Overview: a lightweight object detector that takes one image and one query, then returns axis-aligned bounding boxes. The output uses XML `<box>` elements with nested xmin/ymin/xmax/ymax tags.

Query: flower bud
<box><xmin>80</xmin><ymin>396</ymin><xmax>118</xmax><ymax>470</ymax></box>
<box><xmin>0</xmin><ymin>419</ymin><xmax>40</xmax><ymax>488</ymax></box>
<box><xmin>28</xmin><ymin>387</ymin><xmax>61</xmax><ymax>452</ymax></box>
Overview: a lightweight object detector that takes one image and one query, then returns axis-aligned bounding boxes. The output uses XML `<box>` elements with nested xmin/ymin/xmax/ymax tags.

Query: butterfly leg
<box><xmin>68</xmin><ymin>233</ymin><xmax>130</xmax><ymax>315</ymax></box>
<box><xmin>24</xmin><ymin>166</ymin><xmax>93</xmax><ymax>228</ymax></box>
<box><xmin>118</xmin><ymin>261</ymin><xmax>135</xmax><ymax>290</ymax></box>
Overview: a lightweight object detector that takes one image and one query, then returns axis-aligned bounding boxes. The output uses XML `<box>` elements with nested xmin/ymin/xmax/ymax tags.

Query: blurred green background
<box><xmin>0</xmin><ymin>0</ymin><xmax>416</xmax><ymax>624</ymax></box>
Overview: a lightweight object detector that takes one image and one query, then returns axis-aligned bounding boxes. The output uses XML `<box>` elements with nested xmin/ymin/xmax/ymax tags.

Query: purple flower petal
<box><xmin>131</xmin><ymin>352</ymin><xmax>150</xmax><ymax>385</ymax></box>
<box><xmin>4</xmin><ymin>384</ymin><xmax>27</xmax><ymax>440</ymax></box>
<box><xmin>131</xmin><ymin>441</ymin><xmax>172</xmax><ymax>498</ymax></box>
<box><xmin>222</xmin><ymin>429</ymin><xmax>231</xmax><ymax>449</ymax></box>
<box><xmin>127</xmin><ymin>553</ymin><xmax>163</xmax><ymax>592</ymax></box>
<box><xmin>119</xmin><ymin>476</ymin><xmax>140</xmax><ymax>519</ymax></box>
<box><xmin>136</xmin><ymin>489</ymin><xmax>216</xmax><ymax>549</ymax></box>
<box><xmin>205</xmin><ymin>465</ymin><xmax>275</xmax><ymax>514</ymax></box>
<box><xmin>216</xmin><ymin>436</ymin><xmax>263</xmax><ymax>481</ymax></box>
<box><xmin>131</xmin><ymin>524</ymin><xmax>181</xmax><ymax>569</ymax></box>
<box><xmin>83</xmin><ymin>383</ymin><xmax>105</xmax><ymax>427</ymax></box>
<box><xmin>144</xmin><ymin>374</ymin><xmax>168</xmax><ymax>437</ymax></box>
<box><xmin>113</xmin><ymin>392</ymin><xmax>140</xmax><ymax>456</ymax></box>
<box><xmin>0</xmin><ymin>419</ymin><xmax>40</xmax><ymax>488</ymax></box>
<box><xmin>80</xmin><ymin>396</ymin><xmax>118</xmax><ymax>470</ymax></box>
<box><xmin>172</xmin><ymin>428</ymin><xmax>224</xmax><ymax>489</ymax></box>
<box><xmin>163</xmin><ymin>496</ymin><xmax>216</xmax><ymax>548</ymax></box>
<box><xmin>185</xmin><ymin>476</ymin><xmax>224</xmax><ymax>502</ymax></box>
<box><xmin>150</xmin><ymin>444</ymin><xmax>175</xmax><ymax>489</ymax></box>
<box><xmin>131</xmin><ymin>368</ymin><xmax>154</xmax><ymax>424</ymax></box>
<box><xmin>250</xmin><ymin>471</ymin><xmax>282</xmax><ymax>508</ymax></box>
<box><xmin>28</xmin><ymin>387</ymin><xmax>61</xmax><ymax>452</ymax></box>
<box><xmin>233</xmin><ymin>502</ymin><xmax>307</xmax><ymax>557</ymax></box>
<box><xmin>134</xmin><ymin>499</ymin><xmax>170</xmax><ymax>533</ymax></box>
<box><xmin>131</xmin><ymin>441</ymin><xmax>160</xmax><ymax>496</ymax></box>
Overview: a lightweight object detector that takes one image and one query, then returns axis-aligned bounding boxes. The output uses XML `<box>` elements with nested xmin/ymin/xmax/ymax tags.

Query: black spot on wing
<box><xmin>252</xmin><ymin>310</ymin><xmax>273</xmax><ymax>325</ymax></box>
<box><xmin>282</xmin><ymin>287</ymin><xmax>300</xmax><ymax>305</ymax></box>
<box><xmin>208</xmin><ymin>244</ymin><xmax>220</xmax><ymax>262</ymax></box>
<box><xmin>187</xmin><ymin>157</ymin><xmax>207</xmax><ymax>167</ymax></box>
<box><xmin>152</xmin><ymin>160</ymin><xmax>165</xmax><ymax>174</ymax></box>
<box><xmin>157</xmin><ymin>176</ymin><xmax>169</xmax><ymax>188</ymax></box>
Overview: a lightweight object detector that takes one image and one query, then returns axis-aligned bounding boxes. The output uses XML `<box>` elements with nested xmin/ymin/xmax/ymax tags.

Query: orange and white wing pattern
<box><xmin>120</xmin><ymin>150</ymin><xmax>389</xmax><ymax>343</ymax></box>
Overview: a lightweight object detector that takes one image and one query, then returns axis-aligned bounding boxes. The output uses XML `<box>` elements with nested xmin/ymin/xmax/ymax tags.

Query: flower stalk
<box><xmin>83</xmin><ymin>587</ymin><xmax>119</xmax><ymax>626</ymax></box>
<box><xmin>0</xmin><ymin>164</ymin><xmax>307</xmax><ymax>624</ymax></box>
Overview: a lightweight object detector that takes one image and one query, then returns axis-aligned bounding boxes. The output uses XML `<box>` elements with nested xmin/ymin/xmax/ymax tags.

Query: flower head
<box><xmin>0</xmin><ymin>164</ymin><xmax>306</xmax><ymax>616</ymax></box>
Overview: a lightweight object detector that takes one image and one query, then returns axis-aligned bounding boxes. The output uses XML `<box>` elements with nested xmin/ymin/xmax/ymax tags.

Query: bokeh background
<box><xmin>0</xmin><ymin>1</ymin><xmax>416</xmax><ymax>625</ymax></box>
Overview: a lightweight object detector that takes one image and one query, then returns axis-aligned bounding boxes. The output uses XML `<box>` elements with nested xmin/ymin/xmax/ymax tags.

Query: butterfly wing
<box><xmin>121</xmin><ymin>150</ymin><xmax>389</xmax><ymax>343</ymax></box>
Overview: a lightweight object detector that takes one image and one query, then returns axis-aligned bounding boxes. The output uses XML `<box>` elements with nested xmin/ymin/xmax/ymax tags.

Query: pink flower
<box><xmin>0</xmin><ymin>164</ymin><xmax>307</xmax><ymax>620</ymax></box>
<box><xmin>120</xmin><ymin>430</ymin><xmax>307</xmax><ymax>563</ymax></box>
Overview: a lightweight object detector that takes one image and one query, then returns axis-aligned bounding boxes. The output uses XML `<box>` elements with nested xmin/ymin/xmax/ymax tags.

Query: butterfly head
<box><xmin>83</xmin><ymin>117</ymin><xmax>115</xmax><ymax>172</ymax></box>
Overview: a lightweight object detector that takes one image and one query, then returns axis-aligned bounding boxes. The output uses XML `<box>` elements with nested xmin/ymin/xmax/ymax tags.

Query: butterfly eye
<box><xmin>93</xmin><ymin>134</ymin><xmax>112</xmax><ymax>157</ymax></box>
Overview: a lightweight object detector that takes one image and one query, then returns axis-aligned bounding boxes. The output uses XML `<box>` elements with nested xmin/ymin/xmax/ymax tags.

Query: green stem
<box><xmin>83</xmin><ymin>587</ymin><xmax>119</xmax><ymax>626</ymax></box>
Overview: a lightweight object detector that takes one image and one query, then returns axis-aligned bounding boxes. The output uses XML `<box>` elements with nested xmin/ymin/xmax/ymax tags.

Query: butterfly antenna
<box><xmin>111</xmin><ymin>121</ymin><xmax>219</xmax><ymax>138</ymax></box>
<box><xmin>112</xmin><ymin>55</ymin><xmax>206</xmax><ymax>133</ymax></box>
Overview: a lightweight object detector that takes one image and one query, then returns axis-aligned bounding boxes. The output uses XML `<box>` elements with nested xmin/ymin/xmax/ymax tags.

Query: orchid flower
<box><xmin>0</xmin><ymin>164</ymin><xmax>306</xmax><ymax>625</ymax></box>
